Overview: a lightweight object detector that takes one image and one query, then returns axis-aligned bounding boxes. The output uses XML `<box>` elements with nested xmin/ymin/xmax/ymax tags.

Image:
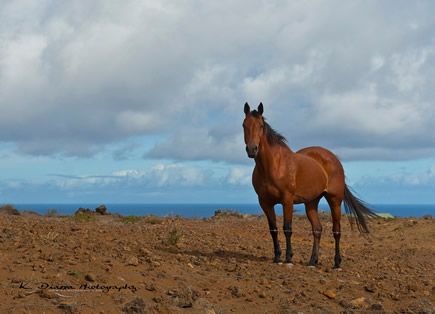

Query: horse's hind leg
<box><xmin>326</xmin><ymin>195</ymin><xmax>342</xmax><ymax>268</ymax></box>
<box><xmin>305</xmin><ymin>197</ymin><xmax>322</xmax><ymax>266</ymax></box>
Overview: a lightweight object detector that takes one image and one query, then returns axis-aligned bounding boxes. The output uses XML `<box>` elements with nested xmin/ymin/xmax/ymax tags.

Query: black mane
<box><xmin>264</xmin><ymin>120</ymin><xmax>287</xmax><ymax>146</ymax></box>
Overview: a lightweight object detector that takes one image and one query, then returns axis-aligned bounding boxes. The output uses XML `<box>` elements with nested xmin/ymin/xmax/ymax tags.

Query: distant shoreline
<box><xmin>6</xmin><ymin>203</ymin><xmax>435</xmax><ymax>218</ymax></box>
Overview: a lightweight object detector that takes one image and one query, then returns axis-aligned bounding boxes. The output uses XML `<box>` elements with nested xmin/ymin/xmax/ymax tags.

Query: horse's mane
<box><xmin>264</xmin><ymin>120</ymin><xmax>287</xmax><ymax>147</ymax></box>
<box><xmin>250</xmin><ymin>110</ymin><xmax>288</xmax><ymax>147</ymax></box>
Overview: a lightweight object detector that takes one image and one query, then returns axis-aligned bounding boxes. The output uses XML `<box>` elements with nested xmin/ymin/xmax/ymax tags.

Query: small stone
<box><xmin>58</xmin><ymin>302</ymin><xmax>77</xmax><ymax>314</ymax></box>
<box><xmin>152</xmin><ymin>296</ymin><xmax>162</xmax><ymax>303</ymax></box>
<box><xmin>39</xmin><ymin>289</ymin><xmax>56</xmax><ymax>299</ymax></box>
<box><xmin>95</xmin><ymin>204</ymin><xmax>107</xmax><ymax>215</ymax></box>
<box><xmin>139</xmin><ymin>248</ymin><xmax>152</xmax><ymax>256</ymax></box>
<box><xmin>228</xmin><ymin>285</ymin><xmax>242</xmax><ymax>298</ymax></box>
<box><xmin>350</xmin><ymin>297</ymin><xmax>366</xmax><ymax>308</ymax></box>
<box><xmin>85</xmin><ymin>273</ymin><xmax>96</xmax><ymax>282</ymax></box>
<box><xmin>145</xmin><ymin>283</ymin><xmax>156</xmax><ymax>291</ymax></box>
<box><xmin>364</xmin><ymin>284</ymin><xmax>377</xmax><ymax>293</ymax></box>
<box><xmin>187</xmin><ymin>263</ymin><xmax>194</xmax><ymax>269</ymax></box>
<box><xmin>258</xmin><ymin>291</ymin><xmax>266</xmax><ymax>298</ymax></box>
<box><xmin>122</xmin><ymin>297</ymin><xmax>146</xmax><ymax>314</ymax></box>
<box><xmin>322</xmin><ymin>289</ymin><xmax>337</xmax><ymax>299</ymax></box>
<box><xmin>127</xmin><ymin>256</ymin><xmax>139</xmax><ymax>266</ymax></box>
<box><xmin>370</xmin><ymin>303</ymin><xmax>384</xmax><ymax>311</ymax></box>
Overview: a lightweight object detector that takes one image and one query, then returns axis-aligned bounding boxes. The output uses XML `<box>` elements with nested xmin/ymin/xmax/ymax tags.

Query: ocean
<box><xmin>13</xmin><ymin>203</ymin><xmax>435</xmax><ymax>218</ymax></box>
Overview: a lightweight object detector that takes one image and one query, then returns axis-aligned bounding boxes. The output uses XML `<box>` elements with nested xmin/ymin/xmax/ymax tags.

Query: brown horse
<box><xmin>243</xmin><ymin>102</ymin><xmax>377</xmax><ymax>268</ymax></box>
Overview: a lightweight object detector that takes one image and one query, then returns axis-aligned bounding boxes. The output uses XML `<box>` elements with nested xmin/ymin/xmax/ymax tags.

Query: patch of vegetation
<box><xmin>166</xmin><ymin>227</ymin><xmax>183</xmax><ymax>246</ymax></box>
<box><xmin>67</xmin><ymin>269</ymin><xmax>82</xmax><ymax>277</ymax></box>
<box><xmin>213</xmin><ymin>209</ymin><xmax>244</xmax><ymax>218</ymax></box>
<box><xmin>71</xmin><ymin>211</ymin><xmax>96</xmax><ymax>222</ymax></box>
<box><xmin>0</xmin><ymin>204</ymin><xmax>20</xmax><ymax>215</ymax></box>
<box><xmin>46</xmin><ymin>208</ymin><xmax>58</xmax><ymax>217</ymax></box>
<box><xmin>40</xmin><ymin>231</ymin><xmax>59</xmax><ymax>243</ymax></box>
<box><xmin>143</xmin><ymin>215</ymin><xmax>164</xmax><ymax>225</ymax></box>
<box><xmin>120</xmin><ymin>215</ymin><xmax>142</xmax><ymax>224</ymax></box>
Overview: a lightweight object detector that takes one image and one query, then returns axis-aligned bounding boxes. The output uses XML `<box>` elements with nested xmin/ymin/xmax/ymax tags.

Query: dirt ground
<box><xmin>0</xmin><ymin>209</ymin><xmax>433</xmax><ymax>313</ymax></box>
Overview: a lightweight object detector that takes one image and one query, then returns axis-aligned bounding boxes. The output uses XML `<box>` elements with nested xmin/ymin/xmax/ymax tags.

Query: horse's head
<box><xmin>243</xmin><ymin>102</ymin><xmax>264</xmax><ymax>158</ymax></box>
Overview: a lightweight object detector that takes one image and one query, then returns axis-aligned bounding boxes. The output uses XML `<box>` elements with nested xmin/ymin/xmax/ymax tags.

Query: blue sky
<box><xmin>1</xmin><ymin>1</ymin><xmax>435</xmax><ymax>204</ymax></box>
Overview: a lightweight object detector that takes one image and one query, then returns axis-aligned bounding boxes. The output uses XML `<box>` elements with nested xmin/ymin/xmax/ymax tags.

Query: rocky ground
<box><xmin>0</xmin><ymin>208</ymin><xmax>433</xmax><ymax>313</ymax></box>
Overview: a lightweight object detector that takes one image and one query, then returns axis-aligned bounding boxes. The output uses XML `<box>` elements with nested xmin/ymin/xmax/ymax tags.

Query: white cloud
<box><xmin>0</xmin><ymin>1</ymin><xmax>434</xmax><ymax>161</ymax></box>
<box><xmin>227</xmin><ymin>167</ymin><xmax>251</xmax><ymax>186</ymax></box>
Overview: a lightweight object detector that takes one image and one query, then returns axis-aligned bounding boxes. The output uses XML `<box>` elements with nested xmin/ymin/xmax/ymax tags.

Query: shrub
<box><xmin>166</xmin><ymin>227</ymin><xmax>183</xmax><ymax>246</ymax></box>
<box><xmin>0</xmin><ymin>204</ymin><xmax>20</xmax><ymax>215</ymax></box>
<box><xmin>46</xmin><ymin>208</ymin><xmax>58</xmax><ymax>217</ymax></box>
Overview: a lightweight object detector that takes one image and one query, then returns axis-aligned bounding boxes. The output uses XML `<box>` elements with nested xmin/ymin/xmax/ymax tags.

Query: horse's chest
<box><xmin>253</xmin><ymin>175</ymin><xmax>283</xmax><ymax>200</ymax></box>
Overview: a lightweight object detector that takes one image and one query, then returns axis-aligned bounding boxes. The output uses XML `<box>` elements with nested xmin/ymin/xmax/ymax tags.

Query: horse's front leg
<box><xmin>282</xmin><ymin>195</ymin><xmax>294</xmax><ymax>264</ymax></box>
<box><xmin>260</xmin><ymin>199</ymin><xmax>281</xmax><ymax>263</ymax></box>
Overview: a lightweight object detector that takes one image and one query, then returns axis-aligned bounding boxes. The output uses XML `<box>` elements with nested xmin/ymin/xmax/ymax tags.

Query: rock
<box><xmin>228</xmin><ymin>285</ymin><xmax>242</xmax><ymax>298</ymax></box>
<box><xmin>127</xmin><ymin>256</ymin><xmax>139</xmax><ymax>266</ymax></box>
<box><xmin>95</xmin><ymin>204</ymin><xmax>107</xmax><ymax>215</ymax></box>
<box><xmin>85</xmin><ymin>273</ymin><xmax>96</xmax><ymax>282</ymax></box>
<box><xmin>350</xmin><ymin>297</ymin><xmax>367</xmax><ymax>308</ymax></box>
<box><xmin>74</xmin><ymin>208</ymin><xmax>93</xmax><ymax>215</ymax></box>
<box><xmin>258</xmin><ymin>291</ymin><xmax>266</xmax><ymax>298</ymax></box>
<box><xmin>168</xmin><ymin>284</ymin><xmax>198</xmax><ymax>308</ymax></box>
<box><xmin>370</xmin><ymin>303</ymin><xmax>385</xmax><ymax>311</ymax></box>
<box><xmin>152</xmin><ymin>296</ymin><xmax>162</xmax><ymax>303</ymax></box>
<box><xmin>364</xmin><ymin>283</ymin><xmax>377</xmax><ymax>293</ymax></box>
<box><xmin>339</xmin><ymin>300</ymin><xmax>352</xmax><ymax>309</ymax></box>
<box><xmin>0</xmin><ymin>204</ymin><xmax>20</xmax><ymax>215</ymax></box>
<box><xmin>322</xmin><ymin>289</ymin><xmax>337</xmax><ymax>299</ymax></box>
<box><xmin>58</xmin><ymin>302</ymin><xmax>78</xmax><ymax>314</ymax></box>
<box><xmin>139</xmin><ymin>248</ymin><xmax>152</xmax><ymax>257</ymax></box>
<box><xmin>122</xmin><ymin>297</ymin><xmax>147</xmax><ymax>314</ymax></box>
<box><xmin>39</xmin><ymin>289</ymin><xmax>57</xmax><ymax>299</ymax></box>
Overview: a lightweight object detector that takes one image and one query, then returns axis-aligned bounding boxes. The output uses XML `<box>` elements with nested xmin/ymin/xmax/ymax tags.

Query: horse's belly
<box><xmin>294</xmin><ymin>159</ymin><xmax>328</xmax><ymax>202</ymax></box>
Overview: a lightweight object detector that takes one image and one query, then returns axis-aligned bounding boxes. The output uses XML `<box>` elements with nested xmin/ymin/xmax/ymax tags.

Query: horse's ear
<box><xmin>258</xmin><ymin>102</ymin><xmax>264</xmax><ymax>115</ymax></box>
<box><xmin>244</xmin><ymin>102</ymin><xmax>250</xmax><ymax>115</ymax></box>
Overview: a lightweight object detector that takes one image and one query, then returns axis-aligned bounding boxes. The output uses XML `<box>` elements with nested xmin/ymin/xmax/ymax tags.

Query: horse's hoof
<box><xmin>334</xmin><ymin>267</ymin><xmax>342</xmax><ymax>271</ymax></box>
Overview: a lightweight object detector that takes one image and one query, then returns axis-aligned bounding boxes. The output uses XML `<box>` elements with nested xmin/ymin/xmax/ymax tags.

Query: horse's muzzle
<box><xmin>246</xmin><ymin>145</ymin><xmax>258</xmax><ymax>158</ymax></box>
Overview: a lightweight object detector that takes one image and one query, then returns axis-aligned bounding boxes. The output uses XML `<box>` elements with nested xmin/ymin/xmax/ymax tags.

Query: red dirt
<box><xmin>0</xmin><ymin>211</ymin><xmax>433</xmax><ymax>313</ymax></box>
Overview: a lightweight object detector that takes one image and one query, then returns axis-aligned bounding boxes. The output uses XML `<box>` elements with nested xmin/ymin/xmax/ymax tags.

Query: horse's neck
<box><xmin>255</xmin><ymin>137</ymin><xmax>293</xmax><ymax>175</ymax></box>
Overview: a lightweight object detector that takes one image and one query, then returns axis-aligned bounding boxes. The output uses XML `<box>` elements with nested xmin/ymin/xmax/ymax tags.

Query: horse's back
<box><xmin>296</xmin><ymin>146</ymin><xmax>345</xmax><ymax>197</ymax></box>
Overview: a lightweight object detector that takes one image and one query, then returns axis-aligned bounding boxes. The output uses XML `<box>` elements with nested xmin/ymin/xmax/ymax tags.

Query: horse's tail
<box><xmin>343</xmin><ymin>184</ymin><xmax>378</xmax><ymax>233</ymax></box>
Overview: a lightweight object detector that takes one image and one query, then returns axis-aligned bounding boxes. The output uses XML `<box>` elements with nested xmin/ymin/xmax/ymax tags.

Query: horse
<box><xmin>243</xmin><ymin>102</ymin><xmax>377</xmax><ymax>268</ymax></box>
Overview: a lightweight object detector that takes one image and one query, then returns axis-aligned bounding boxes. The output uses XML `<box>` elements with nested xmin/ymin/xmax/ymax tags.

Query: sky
<box><xmin>1</xmin><ymin>0</ymin><xmax>435</xmax><ymax>204</ymax></box>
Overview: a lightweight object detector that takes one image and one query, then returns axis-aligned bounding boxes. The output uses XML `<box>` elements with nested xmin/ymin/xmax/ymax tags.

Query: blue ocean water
<box><xmin>13</xmin><ymin>203</ymin><xmax>434</xmax><ymax>218</ymax></box>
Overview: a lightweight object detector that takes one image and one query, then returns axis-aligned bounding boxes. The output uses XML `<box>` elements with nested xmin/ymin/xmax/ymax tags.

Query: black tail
<box><xmin>343</xmin><ymin>184</ymin><xmax>378</xmax><ymax>233</ymax></box>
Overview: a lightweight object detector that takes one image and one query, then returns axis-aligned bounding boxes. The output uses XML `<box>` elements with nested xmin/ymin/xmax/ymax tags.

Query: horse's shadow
<box><xmin>158</xmin><ymin>246</ymin><xmax>268</xmax><ymax>263</ymax></box>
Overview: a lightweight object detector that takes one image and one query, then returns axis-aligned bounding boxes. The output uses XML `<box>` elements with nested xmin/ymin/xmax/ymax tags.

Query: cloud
<box><xmin>0</xmin><ymin>162</ymin><xmax>256</xmax><ymax>202</ymax></box>
<box><xmin>226</xmin><ymin>167</ymin><xmax>251</xmax><ymax>186</ymax></box>
<box><xmin>0</xmin><ymin>1</ymin><xmax>435</xmax><ymax>161</ymax></box>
